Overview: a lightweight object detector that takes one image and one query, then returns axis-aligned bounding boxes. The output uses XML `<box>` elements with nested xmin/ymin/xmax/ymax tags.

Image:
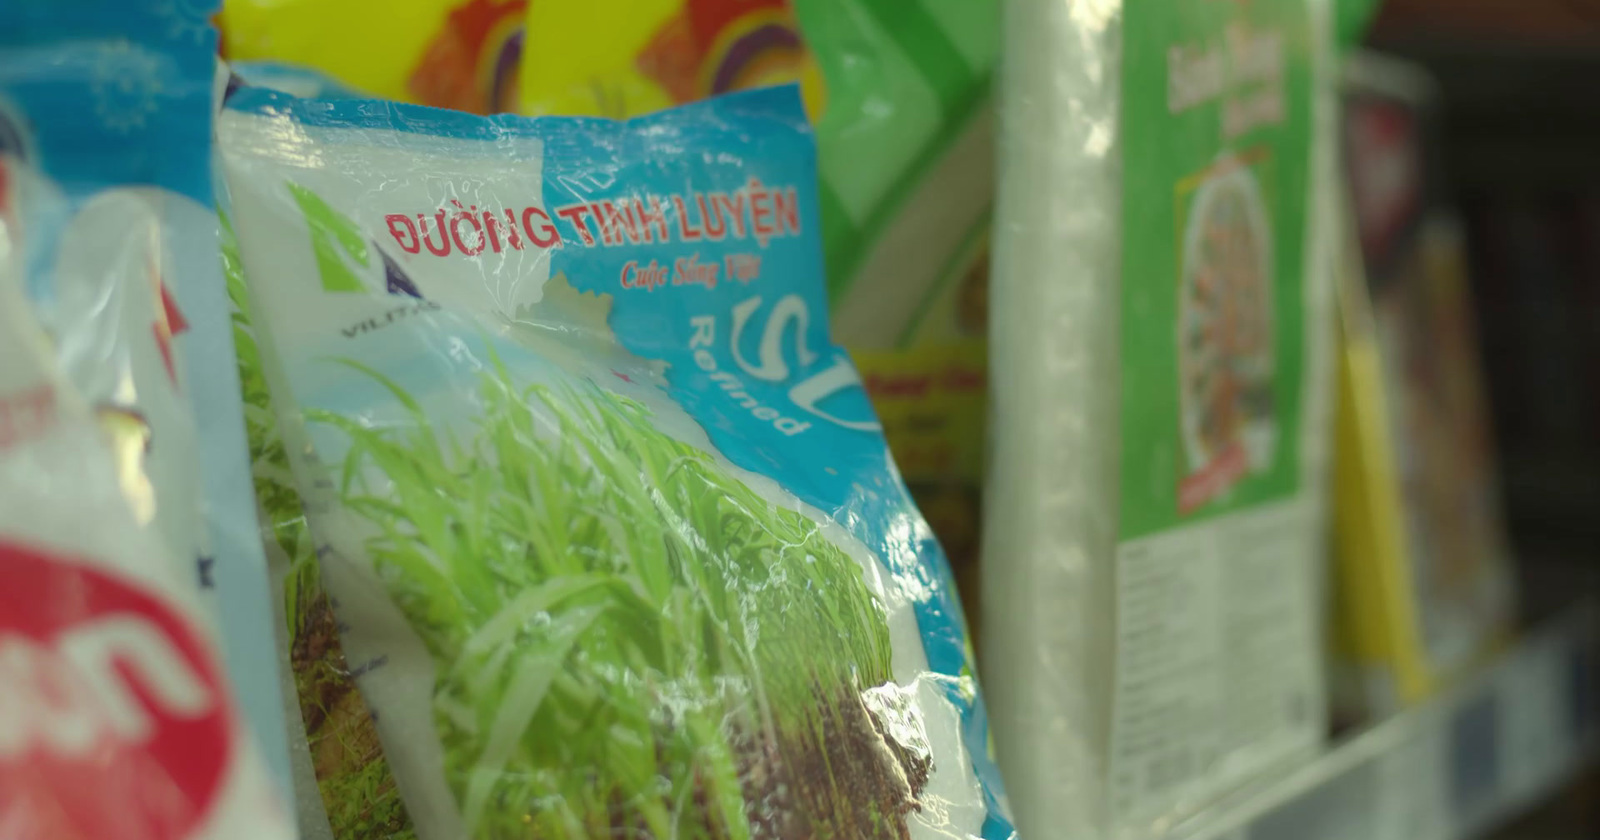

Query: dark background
<box><xmin>1366</xmin><ymin>0</ymin><xmax>1600</xmax><ymax>619</ymax></box>
<box><xmin>1364</xmin><ymin>2</ymin><xmax>1600</xmax><ymax>836</ymax></box>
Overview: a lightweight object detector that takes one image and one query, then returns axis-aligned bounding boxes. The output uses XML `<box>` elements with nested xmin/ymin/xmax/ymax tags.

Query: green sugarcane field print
<box><xmin>226</xmin><ymin>220</ymin><xmax>929</xmax><ymax>839</ymax></box>
<box><xmin>225</xmin><ymin>216</ymin><xmax>417</xmax><ymax>838</ymax></box>
<box><xmin>321</xmin><ymin>358</ymin><xmax>926</xmax><ymax>840</ymax></box>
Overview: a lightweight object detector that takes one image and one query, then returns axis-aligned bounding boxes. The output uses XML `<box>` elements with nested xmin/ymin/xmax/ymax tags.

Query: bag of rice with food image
<box><xmin>218</xmin><ymin>83</ymin><xmax>1012</xmax><ymax>840</ymax></box>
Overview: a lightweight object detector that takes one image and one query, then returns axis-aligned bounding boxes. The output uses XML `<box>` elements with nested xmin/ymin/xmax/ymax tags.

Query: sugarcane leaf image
<box><xmin>461</xmin><ymin>603</ymin><xmax>603</xmax><ymax>831</ymax></box>
<box><xmin>314</xmin><ymin>352</ymin><xmax>931</xmax><ymax>839</ymax></box>
<box><xmin>223</xmin><ymin>211</ymin><xmax>417</xmax><ymax>838</ymax></box>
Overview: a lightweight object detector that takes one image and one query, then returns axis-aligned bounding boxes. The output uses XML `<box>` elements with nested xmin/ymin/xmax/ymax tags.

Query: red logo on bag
<box><xmin>0</xmin><ymin>541</ymin><xmax>232</xmax><ymax>840</ymax></box>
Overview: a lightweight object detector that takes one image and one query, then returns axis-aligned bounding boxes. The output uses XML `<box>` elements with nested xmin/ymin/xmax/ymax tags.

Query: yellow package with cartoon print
<box><xmin>221</xmin><ymin>0</ymin><xmax>526</xmax><ymax>113</ymax></box>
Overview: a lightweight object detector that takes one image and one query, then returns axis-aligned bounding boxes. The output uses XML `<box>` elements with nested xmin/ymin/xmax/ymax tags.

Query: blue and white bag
<box><xmin>0</xmin><ymin>0</ymin><xmax>293</xmax><ymax>834</ymax></box>
<box><xmin>219</xmin><ymin>85</ymin><xmax>1013</xmax><ymax>840</ymax></box>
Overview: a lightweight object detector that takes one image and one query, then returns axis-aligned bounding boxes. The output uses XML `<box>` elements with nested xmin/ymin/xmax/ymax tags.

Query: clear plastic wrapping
<box><xmin>984</xmin><ymin>1</ymin><xmax>1124</xmax><ymax>836</ymax></box>
<box><xmin>219</xmin><ymin>83</ymin><xmax>1014</xmax><ymax>840</ymax></box>
<box><xmin>0</xmin><ymin>146</ymin><xmax>291</xmax><ymax>840</ymax></box>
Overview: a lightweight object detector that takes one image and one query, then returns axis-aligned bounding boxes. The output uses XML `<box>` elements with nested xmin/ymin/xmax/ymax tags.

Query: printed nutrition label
<box><xmin>1108</xmin><ymin>500</ymin><xmax>1322</xmax><ymax>833</ymax></box>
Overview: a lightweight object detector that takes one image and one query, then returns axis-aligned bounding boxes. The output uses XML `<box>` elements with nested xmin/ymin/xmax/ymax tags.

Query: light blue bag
<box><xmin>0</xmin><ymin>0</ymin><xmax>293</xmax><ymax>795</ymax></box>
<box><xmin>220</xmin><ymin>84</ymin><xmax>1013</xmax><ymax>840</ymax></box>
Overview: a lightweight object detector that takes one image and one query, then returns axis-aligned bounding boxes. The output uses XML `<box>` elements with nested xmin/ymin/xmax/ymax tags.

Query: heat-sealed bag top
<box><xmin>0</xmin><ymin>0</ymin><xmax>294</xmax><ymax>793</ymax></box>
<box><xmin>219</xmin><ymin>85</ymin><xmax>1012</xmax><ymax>840</ymax></box>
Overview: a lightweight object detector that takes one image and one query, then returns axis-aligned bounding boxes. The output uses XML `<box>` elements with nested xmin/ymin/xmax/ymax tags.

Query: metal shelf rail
<box><xmin>1166</xmin><ymin>602</ymin><xmax>1596</xmax><ymax>840</ymax></box>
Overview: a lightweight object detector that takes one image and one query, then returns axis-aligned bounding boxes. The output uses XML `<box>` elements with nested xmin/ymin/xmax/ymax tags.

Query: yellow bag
<box><xmin>520</xmin><ymin>0</ymin><xmax>825</xmax><ymax>119</ymax></box>
<box><xmin>221</xmin><ymin>0</ymin><xmax>527</xmax><ymax>113</ymax></box>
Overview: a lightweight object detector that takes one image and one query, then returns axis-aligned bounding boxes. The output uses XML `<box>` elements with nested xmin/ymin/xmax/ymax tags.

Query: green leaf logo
<box><xmin>287</xmin><ymin>182</ymin><xmax>369</xmax><ymax>293</ymax></box>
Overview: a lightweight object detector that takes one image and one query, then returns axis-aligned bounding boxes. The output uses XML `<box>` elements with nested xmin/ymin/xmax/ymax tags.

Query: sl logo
<box><xmin>729</xmin><ymin>293</ymin><xmax>879</xmax><ymax>433</ymax></box>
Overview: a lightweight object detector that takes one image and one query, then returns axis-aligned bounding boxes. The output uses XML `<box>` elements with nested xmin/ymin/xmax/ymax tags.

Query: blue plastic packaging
<box><xmin>0</xmin><ymin>0</ymin><xmax>295</xmax><ymax>825</ymax></box>
<box><xmin>220</xmin><ymin>84</ymin><xmax>1013</xmax><ymax>840</ymax></box>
